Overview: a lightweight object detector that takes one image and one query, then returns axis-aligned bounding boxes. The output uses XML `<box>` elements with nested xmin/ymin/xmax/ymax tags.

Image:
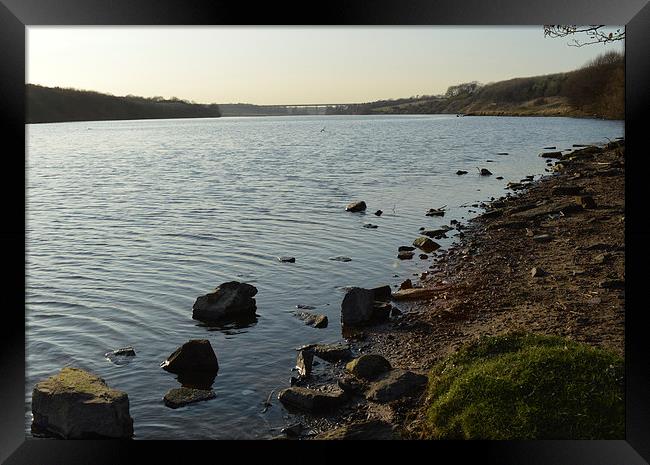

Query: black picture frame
<box><xmin>1</xmin><ymin>0</ymin><xmax>649</xmax><ymax>463</ymax></box>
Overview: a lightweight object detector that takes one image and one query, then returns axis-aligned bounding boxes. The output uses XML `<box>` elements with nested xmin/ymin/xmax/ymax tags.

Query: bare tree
<box><xmin>543</xmin><ymin>26</ymin><xmax>624</xmax><ymax>47</ymax></box>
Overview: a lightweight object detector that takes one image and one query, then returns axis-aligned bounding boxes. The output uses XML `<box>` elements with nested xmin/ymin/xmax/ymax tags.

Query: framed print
<box><xmin>1</xmin><ymin>0</ymin><xmax>649</xmax><ymax>463</ymax></box>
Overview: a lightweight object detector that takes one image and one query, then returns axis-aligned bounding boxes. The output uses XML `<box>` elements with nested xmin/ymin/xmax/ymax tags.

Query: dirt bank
<box><xmin>282</xmin><ymin>140</ymin><xmax>625</xmax><ymax>439</ymax></box>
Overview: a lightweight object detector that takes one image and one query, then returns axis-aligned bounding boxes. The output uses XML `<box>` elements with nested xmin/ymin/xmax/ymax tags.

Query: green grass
<box><xmin>423</xmin><ymin>333</ymin><xmax>624</xmax><ymax>439</ymax></box>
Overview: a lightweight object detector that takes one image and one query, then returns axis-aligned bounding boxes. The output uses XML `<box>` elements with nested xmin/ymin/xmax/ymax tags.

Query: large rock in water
<box><xmin>161</xmin><ymin>339</ymin><xmax>219</xmax><ymax>375</ymax></box>
<box><xmin>413</xmin><ymin>236</ymin><xmax>440</xmax><ymax>253</ymax></box>
<box><xmin>340</xmin><ymin>285</ymin><xmax>392</xmax><ymax>327</ymax></box>
<box><xmin>192</xmin><ymin>281</ymin><xmax>258</xmax><ymax>322</ymax></box>
<box><xmin>31</xmin><ymin>367</ymin><xmax>133</xmax><ymax>439</ymax></box>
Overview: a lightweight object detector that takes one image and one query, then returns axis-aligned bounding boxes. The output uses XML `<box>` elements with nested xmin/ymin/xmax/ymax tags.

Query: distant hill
<box><xmin>26</xmin><ymin>85</ymin><xmax>222</xmax><ymax>123</ymax></box>
<box><xmin>326</xmin><ymin>51</ymin><xmax>624</xmax><ymax>120</ymax></box>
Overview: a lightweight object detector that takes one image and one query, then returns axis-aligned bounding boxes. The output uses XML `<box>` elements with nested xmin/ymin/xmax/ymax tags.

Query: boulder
<box><xmin>31</xmin><ymin>367</ymin><xmax>133</xmax><ymax>439</ymax></box>
<box><xmin>341</xmin><ymin>286</ymin><xmax>391</xmax><ymax>327</ymax></box>
<box><xmin>365</xmin><ymin>369</ymin><xmax>428</xmax><ymax>403</ymax></box>
<box><xmin>399</xmin><ymin>279</ymin><xmax>413</xmax><ymax>290</ymax></box>
<box><xmin>346</xmin><ymin>201</ymin><xmax>367</xmax><ymax>212</ymax></box>
<box><xmin>413</xmin><ymin>236</ymin><xmax>440</xmax><ymax>253</ymax></box>
<box><xmin>192</xmin><ymin>281</ymin><xmax>258</xmax><ymax>322</ymax></box>
<box><xmin>278</xmin><ymin>386</ymin><xmax>347</xmax><ymax>412</ymax></box>
<box><xmin>456</xmin><ymin>170</ymin><xmax>468</xmax><ymax>175</ymax></box>
<box><xmin>480</xmin><ymin>168</ymin><xmax>492</xmax><ymax>176</ymax></box>
<box><xmin>314</xmin><ymin>421</ymin><xmax>399</xmax><ymax>440</ymax></box>
<box><xmin>374</xmin><ymin>210</ymin><xmax>383</xmax><ymax>216</ymax></box>
<box><xmin>346</xmin><ymin>354</ymin><xmax>392</xmax><ymax>380</ymax></box>
<box><xmin>160</xmin><ymin>339</ymin><xmax>219</xmax><ymax>376</ymax></box>
<box><xmin>163</xmin><ymin>387</ymin><xmax>216</xmax><ymax>409</ymax></box>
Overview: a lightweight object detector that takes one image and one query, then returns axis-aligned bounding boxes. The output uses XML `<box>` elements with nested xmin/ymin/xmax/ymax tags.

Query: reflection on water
<box><xmin>26</xmin><ymin>115</ymin><xmax>623</xmax><ymax>438</ymax></box>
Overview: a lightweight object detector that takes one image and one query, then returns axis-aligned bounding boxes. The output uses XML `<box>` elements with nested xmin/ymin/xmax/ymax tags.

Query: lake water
<box><xmin>25</xmin><ymin>115</ymin><xmax>623</xmax><ymax>439</ymax></box>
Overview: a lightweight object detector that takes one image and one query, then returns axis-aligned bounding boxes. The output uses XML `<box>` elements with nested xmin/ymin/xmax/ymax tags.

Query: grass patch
<box><xmin>422</xmin><ymin>333</ymin><xmax>623</xmax><ymax>439</ymax></box>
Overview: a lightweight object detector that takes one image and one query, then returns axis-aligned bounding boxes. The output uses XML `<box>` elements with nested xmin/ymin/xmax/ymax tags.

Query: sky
<box><xmin>26</xmin><ymin>27</ymin><xmax>625</xmax><ymax>105</ymax></box>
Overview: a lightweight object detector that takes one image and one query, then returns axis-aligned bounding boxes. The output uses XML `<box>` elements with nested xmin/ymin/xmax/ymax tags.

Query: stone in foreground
<box><xmin>365</xmin><ymin>369</ymin><xmax>428</xmax><ymax>403</ymax></box>
<box><xmin>161</xmin><ymin>339</ymin><xmax>219</xmax><ymax>375</ymax></box>
<box><xmin>346</xmin><ymin>354</ymin><xmax>392</xmax><ymax>380</ymax></box>
<box><xmin>278</xmin><ymin>386</ymin><xmax>347</xmax><ymax>412</ymax></box>
<box><xmin>163</xmin><ymin>387</ymin><xmax>216</xmax><ymax>409</ymax></box>
<box><xmin>314</xmin><ymin>420</ymin><xmax>400</xmax><ymax>440</ymax></box>
<box><xmin>31</xmin><ymin>367</ymin><xmax>133</xmax><ymax>439</ymax></box>
<box><xmin>192</xmin><ymin>281</ymin><xmax>258</xmax><ymax>322</ymax></box>
<box><xmin>346</xmin><ymin>200</ymin><xmax>367</xmax><ymax>212</ymax></box>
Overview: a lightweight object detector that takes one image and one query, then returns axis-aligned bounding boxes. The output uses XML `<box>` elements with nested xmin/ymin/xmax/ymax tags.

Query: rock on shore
<box><xmin>278</xmin><ymin>386</ymin><xmax>347</xmax><ymax>412</ymax></box>
<box><xmin>192</xmin><ymin>281</ymin><xmax>258</xmax><ymax>322</ymax></box>
<box><xmin>346</xmin><ymin>354</ymin><xmax>392</xmax><ymax>380</ymax></box>
<box><xmin>341</xmin><ymin>286</ymin><xmax>392</xmax><ymax>327</ymax></box>
<box><xmin>31</xmin><ymin>367</ymin><xmax>133</xmax><ymax>439</ymax></box>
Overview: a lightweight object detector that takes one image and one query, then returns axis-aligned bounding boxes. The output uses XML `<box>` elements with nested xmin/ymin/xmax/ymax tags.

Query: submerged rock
<box><xmin>163</xmin><ymin>387</ymin><xmax>216</xmax><ymax>409</ymax></box>
<box><xmin>295</xmin><ymin>311</ymin><xmax>328</xmax><ymax>328</ymax></box>
<box><xmin>365</xmin><ymin>369</ymin><xmax>428</xmax><ymax>403</ymax></box>
<box><xmin>278</xmin><ymin>386</ymin><xmax>347</xmax><ymax>412</ymax></box>
<box><xmin>278</xmin><ymin>256</ymin><xmax>296</xmax><ymax>263</ymax></box>
<box><xmin>346</xmin><ymin>201</ymin><xmax>367</xmax><ymax>212</ymax></box>
<box><xmin>398</xmin><ymin>246</ymin><xmax>415</xmax><ymax>252</ymax></box>
<box><xmin>111</xmin><ymin>347</ymin><xmax>135</xmax><ymax>356</ymax></box>
<box><xmin>479</xmin><ymin>168</ymin><xmax>493</xmax><ymax>176</ymax></box>
<box><xmin>160</xmin><ymin>339</ymin><xmax>219</xmax><ymax>376</ymax></box>
<box><xmin>539</xmin><ymin>151</ymin><xmax>563</xmax><ymax>159</ymax></box>
<box><xmin>456</xmin><ymin>170</ymin><xmax>468</xmax><ymax>175</ymax></box>
<box><xmin>346</xmin><ymin>354</ymin><xmax>392</xmax><ymax>380</ymax></box>
<box><xmin>192</xmin><ymin>281</ymin><xmax>258</xmax><ymax>322</ymax></box>
<box><xmin>31</xmin><ymin>367</ymin><xmax>133</xmax><ymax>439</ymax></box>
<box><xmin>329</xmin><ymin>256</ymin><xmax>352</xmax><ymax>262</ymax></box>
<box><xmin>374</xmin><ymin>210</ymin><xmax>383</xmax><ymax>216</ymax></box>
<box><xmin>425</xmin><ymin>208</ymin><xmax>445</xmax><ymax>217</ymax></box>
<box><xmin>363</xmin><ymin>223</ymin><xmax>378</xmax><ymax>229</ymax></box>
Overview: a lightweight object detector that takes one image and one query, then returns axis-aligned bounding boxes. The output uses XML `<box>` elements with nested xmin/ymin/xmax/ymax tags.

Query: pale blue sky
<box><xmin>27</xmin><ymin>27</ymin><xmax>624</xmax><ymax>105</ymax></box>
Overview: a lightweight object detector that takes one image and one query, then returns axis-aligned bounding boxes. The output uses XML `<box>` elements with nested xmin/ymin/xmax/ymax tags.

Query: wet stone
<box><xmin>163</xmin><ymin>387</ymin><xmax>216</xmax><ymax>409</ymax></box>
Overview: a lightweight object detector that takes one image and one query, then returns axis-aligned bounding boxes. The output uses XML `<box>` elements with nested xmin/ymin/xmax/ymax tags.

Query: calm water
<box><xmin>26</xmin><ymin>115</ymin><xmax>623</xmax><ymax>439</ymax></box>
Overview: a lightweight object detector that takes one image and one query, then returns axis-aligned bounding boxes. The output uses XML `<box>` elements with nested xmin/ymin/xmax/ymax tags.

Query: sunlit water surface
<box><xmin>26</xmin><ymin>115</ymin><xmax>623</xmax><ymax>439</ymax></box>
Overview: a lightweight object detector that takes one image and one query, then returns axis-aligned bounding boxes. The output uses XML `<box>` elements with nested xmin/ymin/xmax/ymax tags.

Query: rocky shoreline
<box><xmin>30</xmin><ymin>139</ymin><xmax>624</xmax><ymax>440</ymax></box>
<box><xmin>280</xmin><ymin>139</ymin><xmax>625</xmax><ymax>439</ymax></box>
